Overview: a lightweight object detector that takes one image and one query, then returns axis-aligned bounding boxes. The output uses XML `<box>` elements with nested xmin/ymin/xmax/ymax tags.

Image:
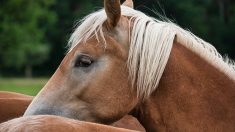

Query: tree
<box><xmin>0</xmin><ymin>0</ymin><xmax>56</xmax><ymax>77</ymax></box>
<box><xmin>0</xmin><ymin>0</ymin><xmax>234</xmax><ymax>77</ymax></box>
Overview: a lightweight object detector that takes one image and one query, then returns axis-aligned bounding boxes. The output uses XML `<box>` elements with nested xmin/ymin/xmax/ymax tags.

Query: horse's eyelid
<box><xmin>74</xmin><ymin>55</ymin><xmax>94</xmax><ymax>67</ymax></box>
<box><xmin>76</xmin><ymin>54</ymin><xmax>91</xmax><ymax>60</ymax></box>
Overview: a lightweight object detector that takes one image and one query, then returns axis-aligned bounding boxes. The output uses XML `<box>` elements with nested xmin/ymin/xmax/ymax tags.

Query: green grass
<box><xmin>0</xmin><ymin>78</ymin><xmax>48</xmax><ymax>96</ymax></box>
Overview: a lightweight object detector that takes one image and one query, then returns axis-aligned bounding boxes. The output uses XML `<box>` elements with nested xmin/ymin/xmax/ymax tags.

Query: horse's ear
<box><xmin>104</xmin><ymin>0</ymin><xmax>121</xmax><ymax>28</ymax></box>
<box><xmin>122</xmin><ymin>0</ymin><xmax>134</xmax><ymax>8</ymax></box>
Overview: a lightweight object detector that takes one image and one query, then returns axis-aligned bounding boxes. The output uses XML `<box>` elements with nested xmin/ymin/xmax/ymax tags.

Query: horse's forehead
<box><xmin>69</xmin><ymin>36</ymin><xmax>128</xmax><ymax>60</ymax></box>
<box><xmin>74</xmin><ymin>39</ymin><xmax>105</xmax><ymax>56</ymax></box>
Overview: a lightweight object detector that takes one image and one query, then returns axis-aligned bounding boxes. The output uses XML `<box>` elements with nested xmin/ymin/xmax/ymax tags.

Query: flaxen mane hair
<box><xmin>68</xmin><ymin>6</ymin><xmax>235</xmax><ymax>99</ymax></box>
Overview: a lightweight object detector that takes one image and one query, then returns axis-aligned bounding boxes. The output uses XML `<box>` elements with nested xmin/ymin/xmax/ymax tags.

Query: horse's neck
<box><xmin>132</xmin><ymin>42</ymin><xmax>235</xmax><ymax>131</ymax></box>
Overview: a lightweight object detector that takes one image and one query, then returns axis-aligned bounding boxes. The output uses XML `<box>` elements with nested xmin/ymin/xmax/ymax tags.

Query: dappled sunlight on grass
<box><xmin>0</xmin><ymin>78</ymin><xmax>48</xmax><ymax>96</ymax></box>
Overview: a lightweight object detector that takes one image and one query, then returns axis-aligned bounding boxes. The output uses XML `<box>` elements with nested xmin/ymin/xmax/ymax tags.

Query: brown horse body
<box><xmin>1</xmin><ymin>0</ymin><xmax>235</xmax><ymax>131</ymax></box>
<box><xmin>0</xmin><ymin>92</ymin><xmax>33</xmax><ymax>123</ymax></box>
<box><xmin>0</xmin><ymin>115</ymin><xmax>138</xmax><ymax>132</ymax></box>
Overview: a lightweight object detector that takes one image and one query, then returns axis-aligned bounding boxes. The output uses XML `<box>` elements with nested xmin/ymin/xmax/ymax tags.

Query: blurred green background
<box><xmin>0</xmin><ymin>78</ymin><xmax>47</xmax><ymax>96</ymax></box>
<box><xmin>0</xmin><ymin>0</ymin><xmax>235</xmax><ymax>96</ymax></box>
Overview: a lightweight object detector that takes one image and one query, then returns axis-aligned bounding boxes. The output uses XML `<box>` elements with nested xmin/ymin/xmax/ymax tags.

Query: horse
<box><xmin>0</xmin><ymin>91</ymin><xmax>145</xmax><ymax>131</ymax></box>
<box><xmin>0</xmin><ymin>115</ymin><xmax>139</xmax><ymax>132</ymax></box>
<box><xmin>0</xmin><ymin>92</ymin><xmax>33</xmax><ymax>123</ymax></box>
<box><xmin>4</xmin><ymin>0</ymin><xmax>235</xmax><ymax>131</ymax></box>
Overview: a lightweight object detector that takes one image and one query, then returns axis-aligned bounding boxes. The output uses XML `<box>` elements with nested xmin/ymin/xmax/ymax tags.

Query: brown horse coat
<box><xmin>0</xmin><ymin>115</ymin><xmax>139</xmax><ymax>132</ymax></box>
<box><xmin>0</xmin><ymin>92</ymin><xmax>33</xmax><ymax>123</ymax></box>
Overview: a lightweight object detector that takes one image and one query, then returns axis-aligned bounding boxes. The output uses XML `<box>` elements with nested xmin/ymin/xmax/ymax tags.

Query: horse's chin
<box><xmin>56</xmin><ymin>110</ymin><xmax>119</xmax><ymax>125</ymax></box>
<box><xmin>63</xmin><ymin>109</ymin><xmax>98</xmax><ymax>123</ymax></box>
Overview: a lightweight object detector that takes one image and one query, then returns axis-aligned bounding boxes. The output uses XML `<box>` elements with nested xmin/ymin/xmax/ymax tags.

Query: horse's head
<box><xmin>24</xmin><ymin>0</ymin><xmax>139</xmax><ymax>124</ymax></box>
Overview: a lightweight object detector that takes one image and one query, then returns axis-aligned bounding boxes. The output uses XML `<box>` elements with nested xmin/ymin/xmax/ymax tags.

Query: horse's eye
<box><xmin>75</xmin><ymin>55</ymin><xmax>93</xmax><ymax>68</ymax></box>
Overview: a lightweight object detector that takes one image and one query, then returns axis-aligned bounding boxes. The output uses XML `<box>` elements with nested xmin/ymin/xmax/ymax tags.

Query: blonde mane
<box><xmin>68</xmin><ymin>6</ymin><xmax>235</xmax><ymax>99</ymax></box>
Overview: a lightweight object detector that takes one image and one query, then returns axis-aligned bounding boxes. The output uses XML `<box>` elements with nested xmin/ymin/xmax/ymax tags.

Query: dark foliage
<box><xmin>0</xmin><ymin>0</ymin><xmax>234</xmax><ymax>77</ymax></box>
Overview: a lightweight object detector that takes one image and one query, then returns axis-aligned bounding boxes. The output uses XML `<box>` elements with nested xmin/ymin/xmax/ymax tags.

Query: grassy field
<box><xmin>0</xmin><ymin>78</ymin><xmax>48</xmax><ymax>96</ymax></box>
